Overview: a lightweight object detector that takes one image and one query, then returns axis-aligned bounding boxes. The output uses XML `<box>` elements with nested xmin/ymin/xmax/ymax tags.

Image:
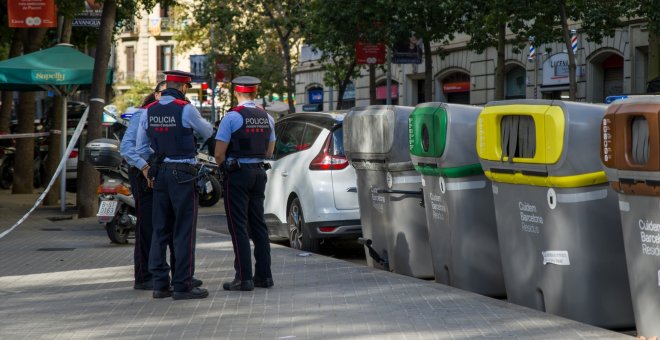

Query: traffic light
<box><xmin>201</xmin><ymin>82</ymin><xmax>209</xmax><ymax>103</ymax></box>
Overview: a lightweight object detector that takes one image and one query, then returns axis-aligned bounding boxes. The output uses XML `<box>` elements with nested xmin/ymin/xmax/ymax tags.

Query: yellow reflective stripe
<box><xmin>484</xmin><ymin>170</ymin><xmax>608</xmax><ymax>188</ymax></box>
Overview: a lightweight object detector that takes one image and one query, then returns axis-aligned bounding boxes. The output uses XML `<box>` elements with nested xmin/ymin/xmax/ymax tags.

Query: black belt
<box><xmin>160</xmin><ymin>163</ymin><xmax>198</xmax><ymax>175</ymax></box>
<box><xmin>241</xmin><ymin>162</ymin><xmax>266</xmax><ymax>169</ymax></box>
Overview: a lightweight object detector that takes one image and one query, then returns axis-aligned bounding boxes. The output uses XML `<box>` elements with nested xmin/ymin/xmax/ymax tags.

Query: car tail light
<box><xmin>69</xmin><ymin>150</ymin><xmax>78</xmax><ymax>158</ymax></box>
<box><xmin>309</xmin><ymin>135</ymin><xmax>349</xmax><ymax>171</ymax></box>
<box><xmin>309</xmin><ymin>151</ymin><xmax>349</xmax><ymax>171</ymax></box>
<box><xmin>319</xmin><ymin>226</ymin><xmax>337</xmax><ymax>233</ymax></box>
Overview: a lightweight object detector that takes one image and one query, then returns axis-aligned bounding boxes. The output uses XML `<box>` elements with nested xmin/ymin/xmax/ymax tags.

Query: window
<box><xmin>275</xmin><ymin>122</ymin><xmax>306</xmax><ymax>159</ymax></box>
<box><xmin>125</xmin><ymin>46</ymin><xmax>135</xmax><ymax>80</ymax></box>
<box><xmin>157</xmin><ymin>45</ymin><xmax>174</xmax><ymax>74</ymax></box>
<box><xmin>301</xmin><ymin>125</ymin><xmax>322</xmax><ymax>151</ymax></box>
<box><xmin>160</xmin><ymin>2</ymin><xmax>170</xmax><ymax>17</ymax></box>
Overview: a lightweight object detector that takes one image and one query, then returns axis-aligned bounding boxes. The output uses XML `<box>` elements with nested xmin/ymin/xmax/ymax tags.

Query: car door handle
<box><xmin>346</xmin><ymin>187</ymin><xmax>357</xmax><ymax>193</ymax></box>
<box><xmin>281</xmin><ymin>171</ymin><xmax>288</xmax><ymax>177</ymax></box>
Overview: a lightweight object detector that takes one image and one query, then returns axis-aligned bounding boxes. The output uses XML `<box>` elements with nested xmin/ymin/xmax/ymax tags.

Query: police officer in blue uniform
<box><xmin>120</xmin><ymin>81</ymin><xmax>202</xmax><ymax>291</ymax></box>
<box><xmin>136</xmin><ymin>70</ymin><xmax>213</xmax><ymax>300</ymax></box>
<box><xmin>215</xmin><ymin>76</ymin><xmax>276</xmax><ymax>291</ymax></box>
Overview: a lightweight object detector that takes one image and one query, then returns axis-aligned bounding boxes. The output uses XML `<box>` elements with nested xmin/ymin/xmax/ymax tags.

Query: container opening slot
<box><xmin>500</xmin><ymin>115</ymin><xmax>536</xmax><ymax>161</ymax></box>
<box><xmin>631</xmin><ymin>117</ymin><xmax>649</xmax><ymax>165</ymax></box>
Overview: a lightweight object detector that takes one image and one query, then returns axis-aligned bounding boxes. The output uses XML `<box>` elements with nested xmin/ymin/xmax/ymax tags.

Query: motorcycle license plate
<box><xmin>97</xmin><ymin>200</ymin><xmax>118</xmax><ymax>217</ymax></box>
<box><xmin>205</xmin><ymin>181</ymin><xmax>213</xmax><ymax>193</ymax></box>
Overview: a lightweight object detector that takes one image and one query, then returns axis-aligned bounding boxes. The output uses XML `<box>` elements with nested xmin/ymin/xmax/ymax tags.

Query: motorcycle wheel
<box><xmin>198</xmin><ymin>175</ymin><xmax>221</xmax><ymax>207</ymax></box>
<box><xmin>106</xmin><ymin>218</ymin><xmax>130</xmax><ymax>244</ymax></box>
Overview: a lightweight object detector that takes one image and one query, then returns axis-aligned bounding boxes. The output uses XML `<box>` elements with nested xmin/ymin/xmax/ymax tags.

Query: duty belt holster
<box><xmin>223</xmin><ymin>159</ymin><xmax>241</xmax><ymax>173</ymax></box>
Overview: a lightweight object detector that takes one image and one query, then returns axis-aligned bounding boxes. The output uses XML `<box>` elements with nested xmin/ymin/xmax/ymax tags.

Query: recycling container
<box><xmin>477</xmin><ymin>99</ymin><xmax>634</xmax><ymax>328</ymax></box>
<box><xmin>409</xmin><ymin>102</ymin><xmax>505</xmax><ymax>297</ymax></box>
<box><xmin>345</xmin><ymin>105</ymin><xmax>433</xmax><ymax>279</ymax></box>
<box><xmin>601</xmin><ymin>95</ymin><xmax>660</xmax><ymax>337</ymax></box>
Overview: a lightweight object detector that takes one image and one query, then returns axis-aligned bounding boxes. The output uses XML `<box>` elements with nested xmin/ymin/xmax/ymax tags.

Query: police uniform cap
<box><xmin>164</xmin><ymin>70</ymin><xmax>193</xmax><ymax>87</ymax></box>
<box><xmin>232</xmin><ymin>76</ymin><xmax>261</xmax><ymax>93</ymax></box>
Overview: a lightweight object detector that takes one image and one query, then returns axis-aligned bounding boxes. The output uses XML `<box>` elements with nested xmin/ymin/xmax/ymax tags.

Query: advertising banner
<box><xmin>8</xmin><ymin>0</ymin><xmax>57</xmax><ymax>28</ymax></box>
<box><xmin>73</xmin><ymin>1</ymin><xmax>103</xmax><ymax>27</ymax></box>
<box><xmin>392</xmin><ymin>35</ymin><xmax>422</xmax><ymax>64</ymax></box>
<box><xmin>356</xmin><ymin>42</ymin><xmax>385</xmax><ymax>65</ymax></box>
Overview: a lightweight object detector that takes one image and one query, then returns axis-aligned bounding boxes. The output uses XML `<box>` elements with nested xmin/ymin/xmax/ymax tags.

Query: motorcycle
<box><xmin>86</xmin><ymin>138</ymin><xmax>137</xmax><ymax>244</ymax></box>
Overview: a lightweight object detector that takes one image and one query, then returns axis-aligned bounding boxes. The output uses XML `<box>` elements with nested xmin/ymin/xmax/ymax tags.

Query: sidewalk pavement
<box><xmin>0</xmin><ymin>189</ymin><xmax>633</xmax><ymax>339</ymax></box>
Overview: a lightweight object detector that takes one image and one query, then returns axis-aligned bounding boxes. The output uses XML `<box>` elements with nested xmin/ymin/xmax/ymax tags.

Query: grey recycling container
<box><xmin>345</xmin><ymin>105</ymin><xmax>433</xmax><ymax>279</ymax></box>
<box><xmin>476</xmin><ymin>100</ymin><xmax>634</xmax><ymax>329</ymax></box>
<box><xmin>601</xmin><ymin>95</ymin><xmax>660</xmax><ymax>338</ymax></box>
<box><xmin>409</xmin><ymin>102</ymin><xmax>505</xmax><ymax>297</ymax></box>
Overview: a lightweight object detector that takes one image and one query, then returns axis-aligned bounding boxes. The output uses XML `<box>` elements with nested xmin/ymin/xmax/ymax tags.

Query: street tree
<box><xmin>392</xmin><ymin>0</ymin><xmax>460</xmax><ymax>103</ymax></box>
<box><xmin>175</xmin><ymin>1</ymin><xmax>276</xmax><ymax>109</ymax></box>
<box><xmin>304</xmin><ymin>0</ymin><xmax>391</xmax><ymax>110</ymax></box>
<box><xmin>625</xmin><ymin>0</ymin><xmax>660</xmax><ymax>81</ymax></box>
<box><xmin>459</xmin><ymin>0</ymin><xmax>534</xmax><ymax>100</ymax></box>
<box><xmin>247</xmin><ymin>0</ymin><xmax>308</xmax><ymax>113</ymax></box>
<box><xmin>525</xmin><ymin>0</ymin><xmax>631</xmax><ymax>100</ymax></box>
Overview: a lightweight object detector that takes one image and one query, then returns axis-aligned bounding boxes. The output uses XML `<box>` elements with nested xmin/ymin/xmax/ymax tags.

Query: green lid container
<box><xmin>409</xmin><ymin>102</ymin><xmax>484</xmax><ymax>178</ymax></box>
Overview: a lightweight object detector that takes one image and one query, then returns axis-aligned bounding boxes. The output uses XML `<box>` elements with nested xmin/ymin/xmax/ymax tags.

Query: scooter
<box><xmin>95</xmin><ymin>160</ymin><xmax>136</xmax><ymax>244</ymax></box>
<box><xmin>85</xmin><ymin>135</ymin><xmax>136</xmax><ymax>245</ymax></box>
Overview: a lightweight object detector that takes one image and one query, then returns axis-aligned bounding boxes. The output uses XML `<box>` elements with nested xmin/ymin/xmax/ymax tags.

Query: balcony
<box><xmin>119</xmin><ymin>21</ymin><xmax>138</xmax><ymax>35</ymax></box>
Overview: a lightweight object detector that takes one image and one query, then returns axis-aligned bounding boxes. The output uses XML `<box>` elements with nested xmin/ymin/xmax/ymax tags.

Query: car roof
<box><xmin>276</xmin><ymin>111</ymin><xmax>347</xmax><ymax>130</ymax></box>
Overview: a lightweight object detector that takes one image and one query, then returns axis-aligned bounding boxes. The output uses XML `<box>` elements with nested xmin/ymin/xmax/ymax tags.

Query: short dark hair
<box><xmin>166</xmin><ymin>81</ymin><xmax>186</xmax><ymax>91</ymax></box>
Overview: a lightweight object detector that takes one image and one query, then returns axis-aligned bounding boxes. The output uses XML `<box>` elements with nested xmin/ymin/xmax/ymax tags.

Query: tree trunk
<box><xmin>0</xmin><ymin>30</ymin><xmax>25</xmax><ymax>134</ymax></box>
<box><xmin>423</xmin><ymin>38</ymin><xmax>433</xmax><ymax>103</ymax></box>
<box><xmin>77</xmin><ymin>0</ymin><xmax>116</xmax><ymax>217</ymax></box>
<box><xmin>283</xmin><ymin>43</ymin><xmax>295</xmax><ymax>113</ymax></box>
<box><xmin>44</xmin><ymin>17</ymin><xmax>73</xmax><ymax>206</ymax></box>
<box><xmin>13</xmin><ymin>28</ymin><xmax>48</xmax><ymax>194</ymax></box>
<box><xmin>369</xmin><ymin>64</ymin><xmax>376</xmax><ymax>105</ymax></box>
<box><xmin>495</xmin><ymin>22</ymin><xmax>506</xmax><ymax>100</ymax></box>
<box><xmin>559</xmin><ymin>2</ymin><xmax>577</xmax><ymax>100</ymax></box>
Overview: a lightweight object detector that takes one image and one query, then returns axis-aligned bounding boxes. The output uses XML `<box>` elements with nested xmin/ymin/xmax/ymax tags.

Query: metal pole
<box><xmin>386</xmin><ymin>47</ymin><xmax>392</xmax><ymax>105</ymax></box>
<box><xmin>60</xmin><ymin>95</ymin><xmax>67</xmax><ymax>212</ymax></box>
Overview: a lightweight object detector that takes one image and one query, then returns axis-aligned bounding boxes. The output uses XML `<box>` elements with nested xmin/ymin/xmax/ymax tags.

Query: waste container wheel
<box><xmin>287</xmin><ymin>197</ymin><xmax>320</xmax><ymax>253</ymax></box>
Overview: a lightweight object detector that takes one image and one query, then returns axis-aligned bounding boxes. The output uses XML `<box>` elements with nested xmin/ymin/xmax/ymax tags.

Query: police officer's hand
<box><xmin>142</xmin><ymin>166</ymin><xmax>154</xmax><ymax>188</ymax></box>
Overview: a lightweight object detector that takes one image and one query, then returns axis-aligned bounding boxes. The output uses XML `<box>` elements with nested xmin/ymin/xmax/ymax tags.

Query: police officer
<box><xmin>136</xmin><ymin>70</ymin><xmax>213</xmax><ymax>300</ymax></box>
<box><xmin>119</xmin><ymin>81</ymin><xmax>202</xmax><ymax>291</ymax></box>
<box><xmin>215</xmin><ymin>76</ymin><xmax>276</xmax><ymax>291</ymax></box>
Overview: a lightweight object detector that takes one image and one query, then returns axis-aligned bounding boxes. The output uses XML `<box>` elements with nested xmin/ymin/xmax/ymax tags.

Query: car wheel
<box><xmin>287</xmin><ymin>197</ymin><xmax>320</xmax><ymax>253</ymax></box>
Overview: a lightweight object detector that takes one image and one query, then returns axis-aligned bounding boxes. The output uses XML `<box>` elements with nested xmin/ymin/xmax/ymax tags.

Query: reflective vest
<box><xmin>227</xmin><ymin>106</ymin><xmax>271</xmax><ymax>158</ymax></box>
<box><xmin>146</xmin><ymin>99</ymin><xmax>196</xmax><ymax>159</ymax></box>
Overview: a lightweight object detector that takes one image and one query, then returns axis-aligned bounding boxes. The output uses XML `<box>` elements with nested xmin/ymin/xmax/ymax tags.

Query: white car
<box><xmin>264</xmin><ymin>112</ymin><xmax>361</xmax><ymax>252</ymax></box>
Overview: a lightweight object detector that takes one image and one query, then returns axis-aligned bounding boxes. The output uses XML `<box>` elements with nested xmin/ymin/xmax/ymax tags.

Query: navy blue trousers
<box><xmin>149</xmin><ymin>166</ymin><xmax>198</xmax><ymax>292</ymax></box>
<box><xmin>223</xmin><ymin>166</ymin><xmax>272</xmax><ymax>282</ymax></box>
<box><xmin>128</xmin><ymin>167</ymin><xmax>174</xmax><ymax>285</ymax></box>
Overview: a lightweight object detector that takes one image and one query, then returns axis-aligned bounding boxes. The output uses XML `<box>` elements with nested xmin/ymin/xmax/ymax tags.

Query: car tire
<box><xmin>287</xmin><ymin>197</ymin><xmax>320</xmax><ymax>253</ymax></box>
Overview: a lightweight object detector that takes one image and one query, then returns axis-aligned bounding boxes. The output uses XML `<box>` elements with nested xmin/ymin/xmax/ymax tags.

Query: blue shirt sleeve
<box><xmin>182</xmin><ymin>104</ymin><xmax>213</xmax><ymax>140</ymax></box>
<box><xmin>215</xmin><ymin>111</ymin><xmax>241</xmax><ymax>142</ymax></box>
<box><xmin>119</xmin><ymin>110</ymin><xmax>149</xmax><ymax>169</ymax></box>
<box><xmin>268</xmin><ymin>114</ymin><xmax>276</xmax><ymax>142</ymax></box>
<box><xmin>135</xmin><ymin>110</ymin><xmax>151</xmax><ymax>159</ymax></box>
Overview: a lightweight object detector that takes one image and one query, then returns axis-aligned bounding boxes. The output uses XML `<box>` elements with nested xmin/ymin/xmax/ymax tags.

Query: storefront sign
<box><xmin>356</xmin><ymin>42</ymin><xmax>385</xmax><ymax>65</ymax></box>
<box><xmin>442</xmin><ymin>82</ymin><xmax>470</xmax><ymax>93</ymax></box>
<box><xmin>542</xmin><ymin>52</ymin><xmax>584</xmax><ymax>86</ymax></box>
<box><xmin>308</xmin><ymin>88</ymin><xmax>323</xmax><ymax>103</ymax></box>
<box><xmin>376</xmin><ymin>84</ymin><xmax>398</xmax><ymax>99</ymax></box>
<box><xmin>8</xmin><ymin>0</ymin><xmax>57</xmax><ymax>28</ymax></box>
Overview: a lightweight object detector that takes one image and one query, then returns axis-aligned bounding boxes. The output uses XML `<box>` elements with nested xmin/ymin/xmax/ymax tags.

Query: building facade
<box><xmin>294</xmin><ymin>21</ymin><xmax>653</xmax><ymax>111</ymax></box>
